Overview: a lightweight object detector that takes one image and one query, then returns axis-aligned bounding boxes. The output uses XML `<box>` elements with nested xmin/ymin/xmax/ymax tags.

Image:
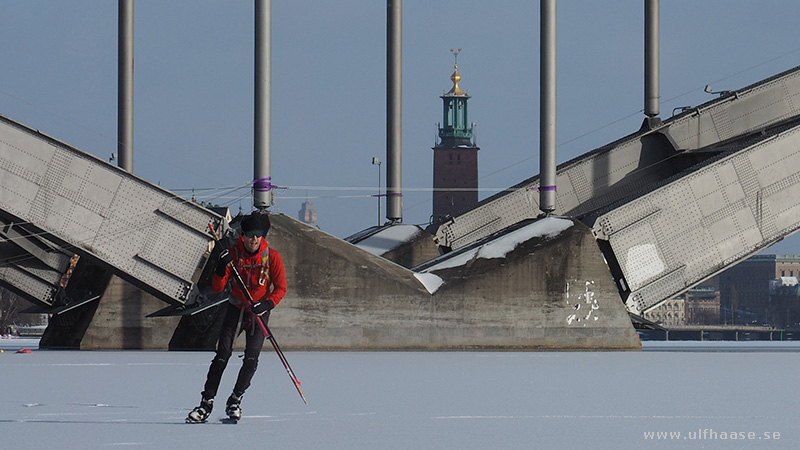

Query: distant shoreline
<box><xmin>0</xmin><ymin>337</ymin><xmax>40</xmax><ymax>351</ymax></box>
<box><xmin>3</xmin><ymin>338</ymin><xmax>800</xmax><ymax>353</ymax></box>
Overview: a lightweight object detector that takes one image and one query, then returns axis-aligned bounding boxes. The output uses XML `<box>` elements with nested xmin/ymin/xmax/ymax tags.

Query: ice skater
<box><xmin>187</xmin><ymin>213</ymin><xmax>287</xmax><ymax>423</ymax></box>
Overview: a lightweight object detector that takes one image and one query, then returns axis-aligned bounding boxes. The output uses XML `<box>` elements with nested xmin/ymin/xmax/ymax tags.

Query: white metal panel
<box><xmin>0</xmin><ymin>115</ymin><xmax>222</xmax><ymax>306</ymax></box>
<box><xmin>596</xmin><ymin>125</ymin><xmax>800</xmax><ymax>314</ymax></box>
<box><xmin>0</xmin><ymin>266</ymin><xmax>58</xmax><ymax>304</ymax></box>
<box><xmin>729</xmin><ymin>83</ymin><xmax>791</xmax><ymax>131</ymax></box>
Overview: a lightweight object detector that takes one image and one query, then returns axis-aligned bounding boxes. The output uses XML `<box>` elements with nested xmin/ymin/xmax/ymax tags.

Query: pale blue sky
<box><xmin>2</xmin><ymin>1</ymin><xmax>800</xmax><ymax>252</ymax></box>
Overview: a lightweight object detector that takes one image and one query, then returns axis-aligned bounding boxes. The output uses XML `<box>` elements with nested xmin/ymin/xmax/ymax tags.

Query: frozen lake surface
<box><xmin>1</xmin><ymin>339</ymin><xmax>798</xmax><ymax>449</ymax></box>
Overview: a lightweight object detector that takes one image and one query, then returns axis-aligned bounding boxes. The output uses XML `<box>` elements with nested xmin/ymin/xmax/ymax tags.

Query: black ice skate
<box><xmin>186</xmin><ymin>396</ymin><xmax>213</xmax><ymax>423</ymax></box>
<box><xmin>225</xmin><ymin>392</ymin><xmax>243</xmax><ymax>422</ymax></box>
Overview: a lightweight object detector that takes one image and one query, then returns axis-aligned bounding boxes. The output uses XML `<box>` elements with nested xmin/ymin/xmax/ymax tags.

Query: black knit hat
<box><xmin>240</xmin><ymin>213</ymin><xmax>271</xmax><ymax>235</ymax></box>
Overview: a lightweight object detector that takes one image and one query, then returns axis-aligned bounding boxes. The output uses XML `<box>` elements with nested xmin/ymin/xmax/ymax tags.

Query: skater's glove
<box><xmin>251</xmin><ymin>300</ymin><xmax>274</xmax><ymax>316</ymax></box>
<box><xmin>215</xmin><ymin>249</ymin><xmax>232</xmax><ymax>277</ymax></box>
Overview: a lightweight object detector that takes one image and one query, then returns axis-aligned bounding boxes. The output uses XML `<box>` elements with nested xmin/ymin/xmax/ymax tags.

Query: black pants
<box><xmin>202</xmin><ymin>302</ymin><xmax>268</xmax><ymax>399</ymax></box>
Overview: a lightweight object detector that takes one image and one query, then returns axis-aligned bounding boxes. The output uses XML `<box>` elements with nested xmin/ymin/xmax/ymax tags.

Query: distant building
<box><xmin>767</xmin><ymin>277</ymin><xmax>800</xmax><ymax>328</ymax></box>
<box><xmin>643</xmin><ymin>286</ymin><xmax>721</xmax><ymax>327</ymax></box>
<box><xmin>684</xmin><ymin>286</ymin><xmax>720</xmax><ymax>325</ymax></box>
<box><xmin>717</xmin><ymin>254</ymin><xmax>800</xmax><ymax>325</ymax></box>
<box><xmin>653</xmin><ymin>255</ymin><xmax>800</xmax><ymax>328</ymax></box>
<box><xmin>643</xmin><ymin>297</ymin><xmax>685</xmax><ymax>327</ymax></box>
<box><xmin>298</xmin><ymin>199</ymin><xmax>317</xmax><ymax>226</ymax></box>
<box><xmin>432</xmin><ymin>53</ymin><xmax>479</xmax><ymax>224</ymax></box>
<box><xmin>207</xmin><ymin>206</ymin><xmax>232</xmax><ymax>224</ymax></box>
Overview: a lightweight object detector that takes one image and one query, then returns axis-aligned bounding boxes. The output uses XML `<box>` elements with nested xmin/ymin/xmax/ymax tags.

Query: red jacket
<box><xmin>211</xmin><ymin>236</ymin><xmax>287</xmax><ymax>308</ymax></box>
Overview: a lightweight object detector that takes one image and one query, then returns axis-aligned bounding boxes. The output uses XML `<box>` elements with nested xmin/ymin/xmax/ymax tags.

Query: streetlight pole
<box><xmin>372</xmin><ymin>157</ymin><xmax>382</xmax><ymax>226</ymax></box>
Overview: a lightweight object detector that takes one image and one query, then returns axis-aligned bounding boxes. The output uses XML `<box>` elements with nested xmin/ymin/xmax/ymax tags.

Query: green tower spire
<box><xmin>438</xmin><ymin>48</ymin><xmax>473</xmax><ymax>145</ymax></box>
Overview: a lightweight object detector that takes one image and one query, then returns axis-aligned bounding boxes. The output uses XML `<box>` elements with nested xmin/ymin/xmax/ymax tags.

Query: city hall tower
<box><xmin>432</xmin><ymin>50</ymin><xmax>479</xmax><ymax>224</ymax></box>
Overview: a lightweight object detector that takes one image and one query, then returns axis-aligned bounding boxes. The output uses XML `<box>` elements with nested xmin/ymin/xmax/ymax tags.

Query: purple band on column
<box><xmin>253</xmin><ymin>177</ymin><xmax>272</xmax><ymax>192</ymax></box>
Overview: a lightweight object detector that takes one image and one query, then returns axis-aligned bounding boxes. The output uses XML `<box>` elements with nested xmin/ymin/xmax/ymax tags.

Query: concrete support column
<box><xmin>539</xmin><ymin>0</ymin><xmax>556</xmax><ymax>214</ymax></box>
<box><xmin>254</xmin><ymin>0</ymin><xmax>272</xmax><ymax>209</ymax></box>
<box><xmin>386</xmin><ymin>0</ymin><xmax>403</xmax><ymax>222</ymax></box>
<box><xmin>644</xmin><ymin>0</ymin><xmax>660</xmax><ymax>117</ymax></box>
<box><xmin>117</xmin><ymin>0</ymin><xmax>134</xmax><ymax>173</ymax></box>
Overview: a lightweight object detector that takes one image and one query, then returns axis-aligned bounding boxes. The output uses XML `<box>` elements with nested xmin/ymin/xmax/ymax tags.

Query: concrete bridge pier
<box><xmin>39</xmin><ymin>214</ymin><xmax>639</xmax><ymax>351</ymax></box>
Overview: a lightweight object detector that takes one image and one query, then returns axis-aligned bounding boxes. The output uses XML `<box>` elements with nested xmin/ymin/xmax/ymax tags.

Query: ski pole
<box><xmin>264</xmin><ymin>327</ymin><xmax>308</xmax><ymax>405</ymax></box>
<box><xmin>208</xmin><ymin>224</ymin><xmax>308</xmax><ymax>405</ymax></box>
<box><xmin>264</xmin><ymin>325</ymin><xmax>303</xmax><ymax>392</ymax></box>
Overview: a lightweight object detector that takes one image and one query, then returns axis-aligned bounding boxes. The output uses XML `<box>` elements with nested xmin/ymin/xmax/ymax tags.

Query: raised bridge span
<box><xmin>3</xmin><ymin>66</ymin><xmax>800</xmax><ymax>349</ymax></box>
<box><xmin>432</xmin><ymin>65</ymin><xmax>800</xmax><ymax>315</ymax></box>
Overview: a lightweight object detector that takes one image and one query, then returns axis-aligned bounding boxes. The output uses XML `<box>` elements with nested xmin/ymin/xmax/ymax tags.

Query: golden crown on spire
<box><xmin>447</xmin><ymin>48</ymin><xmax>465</xmax><ymax>96</ymax></box>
